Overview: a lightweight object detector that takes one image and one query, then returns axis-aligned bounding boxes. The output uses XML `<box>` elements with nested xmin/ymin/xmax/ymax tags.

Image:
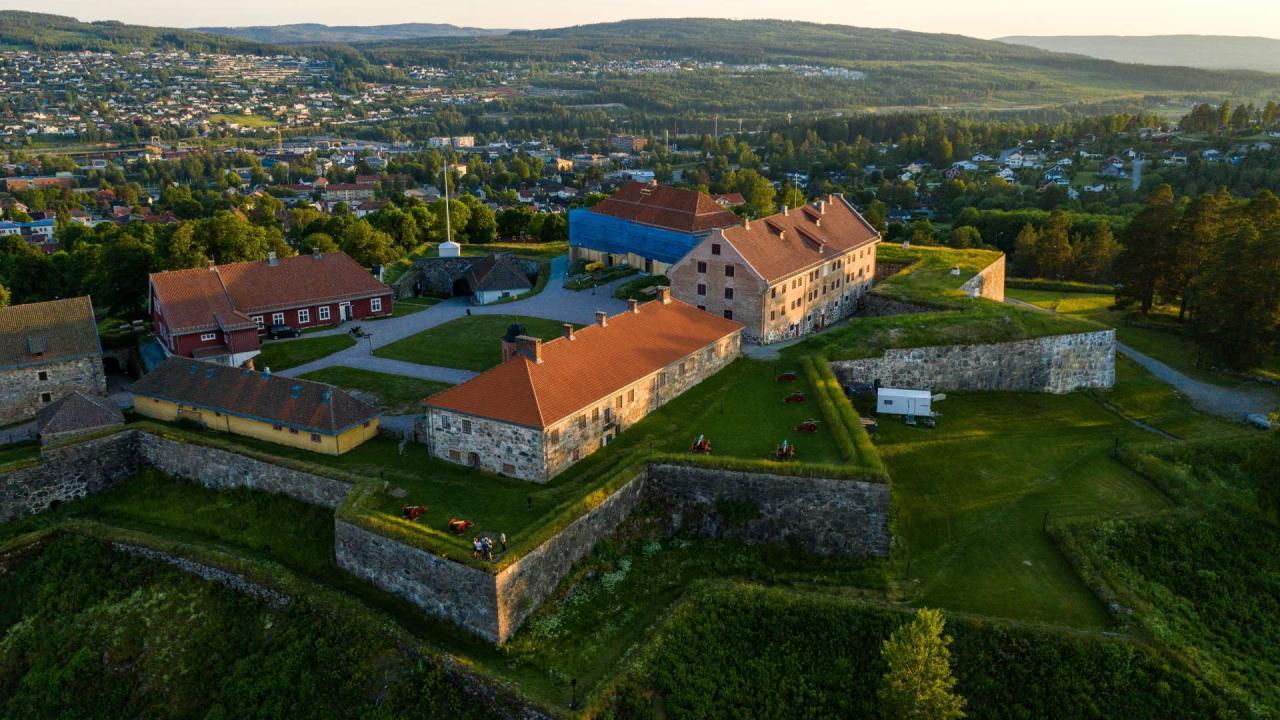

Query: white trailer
<box><xmin>876</xmin><ymin>388</ymin><xmax>933</xmax><ymax>417</ymax></box>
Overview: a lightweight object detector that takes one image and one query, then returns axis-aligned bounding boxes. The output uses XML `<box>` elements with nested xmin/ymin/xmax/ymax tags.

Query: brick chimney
<box><xmin>627</xmin><ymin>298</ymin><xmax>639</xmax><ymax>314</ymax></box>
<box><xmin>513</xmin><ymin>335</ymin><xmax>543</xmax><ymax>364</ymax></box>
<box><xmin>657</xmin><ymin>286</ymin><xmax>672</xmax><ymax>305</ymax></box>
<box><xmin>563</xmin><ymin>323</ymin><xmax>575</xmax><ymax>340</ymax></box>
<box><xmin>595</xmin><ymin>310</ymin><xmax>608</xmax><ymax>327</ymax></box>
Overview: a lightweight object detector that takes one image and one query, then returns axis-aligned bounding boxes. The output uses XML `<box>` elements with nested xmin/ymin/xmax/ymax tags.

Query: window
<box><xmin>571</xmin><ymin>448</ymin><xmax>581</xmax><ymax>462</ymax></box>
<box><xmin>318</xmin><ymin>306</ymin><xmax>331</xmax><ymax>321</ymax></box>
<box><xmin>711</xmin><ymin>243</ymin><xmax>721</xmax><ymax>255</ymax></box>
<box><xmin>723</xmin><ymin>310</ymin><xmax>734</xmax><ymax>320</ymax></box>
<box><xmin>884</xmin><ymin>399</ymin><xmax>894</xmax><ymax>406</ymax></box>
<box><xmin>462</xmin><ymin>419</ymin><xmax>472</xmax><ymax>434</ymax></box>
<box><xmin>724</xmin><ymin>288</ymin><xmax>734</xmax><ymax>300</ymax></box>
<box><xmin>36</xmin><ymin>370</ymin><xmax>47</xmax><ymax>381</ymax></box>
<box><xmin>40</xmin><ymin>392</ymin><xmax>52</xmax><ymax>403</ymax></box>
<box><xmin>503</xmin><ymin>463</ymin><xmax>516</xmax><ymax>475</ymax></box>
<box><xmin>770</xmin><ymin>287</ymin><xmax>776</xmax><ymax>299</ymax></box>
<box><xmin>696</xmin><ymin>283</ymin><xmax>706</xmax><ymax>296</ymax></box>
<box><xmin>272</xmin><ymin>312</ymin><xmax>284</xmax><ymax>326</ymax></box>
<box><xmin>289</xmin><ymin>428</ymin><xmax>299</xmax><ymax>435</ymax></box>
<box><xmin>254</xmin><ymin>316</ymin><xmax>264</xmax><ymax>330</ymax></box>
<box><xmin>298</xmin><ymin>308</ymin><xmax>310</xmax><ymax>324</ymax></box>
<box><xmin>310</xmin><ymin>433</ymin><xmax>321</xmax><ymax>443</ymax></box>
<box><xmin>628</xmin><ymin>388</ymin><xmax>636</xmax><ymax>403</ymax></box>
<box><xmin>616</xmin><ymin>395</ymin><xmax>623</xmax><ymax>409</ymax></box>
<box><xmin>371</xmin><ymin>297</ymin><xmax>383</xmax><ymax>312</ymax></box>
<box><xmin>578</xmin><ymin>415</ymin><xmax>586</xmax><ymax>429</ymax></box>
<box><xmin>697</xmin><ymin>305</ymin><xmax>706</xmax><ymax>311</ymax></box>
<box><xmin>724</xmin><ymin>265</ymin><xmax>735</xmax><ymax>278</ymax></box>
<box><xmin>199</xmin><ymin>332</ymin><xmax>217</xmax><ymax>342</ymax></box>
<box><xmin>592</xmin><ymin>407</ymin><xmax>599</xmax><ymax>423</ymax></box>
<box><xmin>550</xmin><ymin>428</ymin><xmax>560</xmax><ymax>444</ymax></box>
<box><xmin>697</xmin><ymin>261</ymin><xmax>707</xmax><ymax>273</ymax></box>
<box><xmin>770</xmin><ymin>310</ymin><xmax>776</xmax><ymax>321</ymax></box>
<box><xmin>440</xmin><ymin>415</ymin><xmax>452</xmax><ymax>430</ymax></box>
<box><xmin>449</xmin><ymin>449</ymin><xmax>462</xmax><ymax>461</ymax></box>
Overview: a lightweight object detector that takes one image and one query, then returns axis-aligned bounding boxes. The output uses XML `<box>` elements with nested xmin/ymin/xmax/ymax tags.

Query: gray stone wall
<box><xmin>831</xmin><ymin>330</ymin><xmax>1115</xmax><ymax>394</ymax></box>
<box><xmin>334</xmin><ymin>519</ymin><xmax>503</xmax><ymax>642</ymax></box>
<box><xmin>425</xmin><ymin>411</ymin><xmax>546</xmax><ymax>482</ymax></box>
<box><xmin>138</xmin><ymin>433</ymin><xmax>352</xmax><ymax>509</ymax></box>
<box><xmin>495</xmin><ymin>468</ymin><xmax>649</xmax><ymax>641</ymax></box>
<box><xmin>397</xmin><ymin>256</ymin><xmax>540</xmax><ymax>298</ymax></box>
<box><xmin>113</xmin><ymin>542</ymin><xmax>293</xmax><ymax>609</ymax></box>
<box><xmin>0</xmin><ymin>431</ymin><xmax>140</xmax><ymax>522</ymax></box>
<box><xmin>0</xmin><ymin>355</ymin><xmax>107</xmax><ymax>425</ymax></box>
<box><xmin>645</xmin><ymin>463</ymin><xmax>891</xmax><ymax>557</ymax></box>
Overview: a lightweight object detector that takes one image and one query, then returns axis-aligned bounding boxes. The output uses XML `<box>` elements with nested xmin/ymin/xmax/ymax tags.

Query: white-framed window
<box><xmin>253</xmin><ymin>316</ymin><xmax>264</xmax><ymax>330</ymax></box>
<box><xmin>318</xmin><ymin>306</ymin><xmax>331</xmax><ymax>321</ymax></box>
<box><xmin>298</xmin><ymin>308</ymin><xmax>310</xmax><ymax>324</ymax></box>
<box><xmin>371</xmin><ymin>297</ymin><xmax>383</xmax><ymax>313</ymax></box>
<box><xmin>199</xmin><ymin>332</ymin><xmax>217</xmax><ymax>342</ymax></box>
<box><xmin>272</xmin><ymin>312</ymin><xmax>284</xmax><ymax>325</ymax></box>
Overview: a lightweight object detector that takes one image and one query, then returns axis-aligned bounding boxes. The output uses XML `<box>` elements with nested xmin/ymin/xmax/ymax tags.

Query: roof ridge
<box><xmin>519</xmin><ymin>356</ymin><xmax>550</xmax><ymax>427</ymax></box>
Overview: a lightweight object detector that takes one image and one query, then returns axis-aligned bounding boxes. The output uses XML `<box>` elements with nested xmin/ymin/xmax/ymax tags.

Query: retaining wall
<box><xmin>0</xmin><ymin>432</ymin><xmax>141</xmax><ymax>522</ymax></box>
<box><xmin>961</xmin><ymin>254</ymin><xmax>1006</xmax><ymax>302</ymax></box>
<box><xmin>646</xmin><ymin>464</ymin><xmax>891</xmax><ymax>556</ymax></box>
<box><xmin>831</xmin><ymin>330</ymin><xmax>1115</xmax><ymax>394</ymax></box>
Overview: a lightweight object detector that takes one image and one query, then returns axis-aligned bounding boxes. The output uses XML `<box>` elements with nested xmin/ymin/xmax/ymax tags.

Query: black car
<box><xmin>267</xmin><ymin>323</ymin><xmax>300</xmax><ymax>339</ymax></box>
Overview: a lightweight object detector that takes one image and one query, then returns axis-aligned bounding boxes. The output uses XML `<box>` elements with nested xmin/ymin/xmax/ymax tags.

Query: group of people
<box><xmin>472</xmin><ymin>532</ymin><xmax>507</xmax><ymax>561</ymax></box>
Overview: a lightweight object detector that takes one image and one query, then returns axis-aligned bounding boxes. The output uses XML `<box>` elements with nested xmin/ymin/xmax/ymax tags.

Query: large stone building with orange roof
<box><xmin>668</xmin><ymin>195</ymin><xmax>881</xmax><ymax>345</ymax></box>
<box><xmin>421</xmin><ymin>289</ymin><xmax>742</xmax><ymax>482</ymax></box>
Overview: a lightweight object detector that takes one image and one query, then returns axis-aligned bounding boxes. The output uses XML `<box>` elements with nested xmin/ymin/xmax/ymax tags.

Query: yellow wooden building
<box><xmin>131</xmin><ymin>357</ymin><xmax>380</xmax><ymax>455</ymax></box>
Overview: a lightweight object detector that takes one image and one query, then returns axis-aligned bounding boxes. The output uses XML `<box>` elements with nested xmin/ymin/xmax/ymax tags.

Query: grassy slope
<box><xmin>373</xmin><ymin>314</ymin><xmax>572</xmax><ymax>371</ymax></box>
<box><xmin>298</xmin><ymin>366</ymin><xmax>449</xmax><ymax>413</ymax></box>
<box><xmin>256</xmin><ymin>334</ymin><xmax>355</xmax><ymax>371</ymax></box>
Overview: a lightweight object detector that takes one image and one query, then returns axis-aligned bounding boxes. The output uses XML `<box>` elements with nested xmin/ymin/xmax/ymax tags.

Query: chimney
<box><xmin>563</xmin><ymin>323</ymin><xmax>575</xmax><ymax>340</ymax></box>
<box><xmin>313</xmin><ymin>246</ymin><xmax>322</xmax><ymax>260</ymax></box>
<box><xmin>207</xmin><ymin>259</ymin><xmax>216</xmax><ymax>271</ymax></box>
<box><xmin>817</xmin><ymin>200</ymin><xmax>826</xmax><ymax>214</ymax></box>
<box><xmin>743</xmin><ymin>217</ymin><xmax>751</xmax><ymax>230</ymax></box>
<box><xmin>595</xmin><ymin>310</ymin><xmax>608</xmax><ymax>328</ymax></box>
<box><xmin>514</xmin><ymin>335</ymin><xmax>543</xmax><ymax>364</ymax></box>
<box><xmin>657</xmin><ymin>286</ymin><xmax>672</xmax><ymax>305</ymax></box>
<box><xmin>267</xmin><ymin>251</ymin><xmax>278</xmax><ymax>267</ymax></box>
<box><xmin>782</xmin><ymin>204</ymin><xmax>789</xmax><ymax>216</ymax></box>
<box><xmin>627</xmin><ymin>298</ymin><xmax>639</xmax><ymax>314</ymax></box>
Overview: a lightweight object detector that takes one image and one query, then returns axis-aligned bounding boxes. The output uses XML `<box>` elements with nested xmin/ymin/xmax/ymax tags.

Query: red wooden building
<box><xmin>149</xmin><ymin>250</ymin><xmax>393</xmax><ymax>367</ymax></box>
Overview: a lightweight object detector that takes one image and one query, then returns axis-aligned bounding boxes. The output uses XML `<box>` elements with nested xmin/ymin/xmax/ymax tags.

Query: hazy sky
<box><xmin>4</xmin><ymin>0</ymin><xmax>1280</xmax><ymax>39</ymax></box>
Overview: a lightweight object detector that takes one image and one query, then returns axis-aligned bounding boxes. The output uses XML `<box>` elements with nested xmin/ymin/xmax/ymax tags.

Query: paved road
<box><xmin>1005</xmin><ymin>296</ymin><xmax>1276</xmax><ymax>420</ymax></box>
<box><xmin>278</xmin><ymin>254</ymin><xmax>633</xmax><ymax>381</ymax></box>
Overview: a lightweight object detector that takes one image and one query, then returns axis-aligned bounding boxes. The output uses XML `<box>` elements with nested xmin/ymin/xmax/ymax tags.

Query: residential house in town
<box><xmin>569</xmin><ymin>181</ymin><xmax>742</xmax><ymax>274</ymax></box>
<box><xmin>668</xmin><ymin>195</ymin><xmax>881</xmax><ymax>344</ymax></box>
<box><xmin>131</xmin><ymin>357</ymin><xmax>380</xmax><ymax>455</ymax></box>
<box><xmin>0</xmin><ymin>296</ymin><xmax>107</xmax><ymax>424</ymax></box>
<box><xmin>149</xmin><ymin>250</ymin><xmax>392</xmax><ymax>367</ymax></box>
<box><xmin>421</xmin><ymin>290</ymin><xmax>742</xmax><ymax>482</ymax></box>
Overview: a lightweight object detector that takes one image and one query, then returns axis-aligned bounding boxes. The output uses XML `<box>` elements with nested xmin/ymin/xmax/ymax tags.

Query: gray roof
<box><xmin>35</xmin><ymin>391</ymin><xmax>124</xmax><ymax>436</ymax></box>
<box><xmin>0</xmin><ymin>296</ymin><xmax>101</xmax><ymax>371</ymax></box>
<box><xmin>467</xmin><ymin>254</ymin><xmax>532</xmax><ymax>293</ymax></box>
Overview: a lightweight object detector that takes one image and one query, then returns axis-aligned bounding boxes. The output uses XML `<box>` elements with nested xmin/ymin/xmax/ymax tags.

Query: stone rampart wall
<box><xmin>645</xmin><ymin>464</ymin><xmax>891</xmax><ymax>557</ymax></box>
<box><xmin>0</xmin><ymin>431</ymin><xmax>140</xmax><ymax>522</ymax></box>
<box><xmin>831</xmin><ymin>330</ymin><xmax>1115</xmax><ymax>394</ymax></box>
<box><xmin>960</xmin><ymin>255</ymin><xmax>1006</xmax><ymax>302</ymax></box>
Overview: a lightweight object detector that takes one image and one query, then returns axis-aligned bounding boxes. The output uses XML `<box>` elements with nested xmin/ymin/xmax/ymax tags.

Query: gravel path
<box><xmin>1004</xmin><ymin>296</ymin><xmax>1276</xmax><ymax>420</ymax></box>
<box><xmin>278</xmin><ymin>254</ymin><xmax>633</xmax><ymax>381</ymax></box>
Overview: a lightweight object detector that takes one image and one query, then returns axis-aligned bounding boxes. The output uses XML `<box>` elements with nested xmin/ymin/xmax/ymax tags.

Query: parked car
<box><xmin>267</xmin><ymin>324</ymin><xmax>300</xmax><ymax>339</ymax></box>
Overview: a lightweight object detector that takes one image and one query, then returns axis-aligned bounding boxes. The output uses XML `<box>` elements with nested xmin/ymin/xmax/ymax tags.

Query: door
<box><xmin>339</xmin><ymin>303</ymin><xmax>352</xmax><ymax>321</ymax></box>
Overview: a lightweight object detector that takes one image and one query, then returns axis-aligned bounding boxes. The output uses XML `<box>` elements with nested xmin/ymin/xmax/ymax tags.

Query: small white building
<box><xmin>877</xmin><ymin>388</ymin><xmax>932</xmax><ymax>417</ymax></box>
<box><xmin>438</xmin><ymin>239</ymin><xmax>461</xmax><ymax>257</ymax></box>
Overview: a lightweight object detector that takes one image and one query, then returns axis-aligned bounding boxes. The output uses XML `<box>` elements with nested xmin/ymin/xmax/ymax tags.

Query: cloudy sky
<box><xmin>5</xmin><ymin>0</ymin><xmax>1279</xmax><ymax>38</ymax></box>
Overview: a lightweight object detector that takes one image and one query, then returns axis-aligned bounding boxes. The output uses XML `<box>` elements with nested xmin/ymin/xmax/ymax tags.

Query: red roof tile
<box><xmin>590</xmin><ymin>181</ymin><xmax>741</xmax><ymax>233</ymax></box>
<box><xmin>150</xmin><ymin>252</ymin><xmax>389</xmax><ymax>334</ymax></box>
<box><xmin>425</xmin><ymin>298</ymin><xmax>741</xmax><ymax>428</ymax></box>
<box><xmin>719</xmin><ymin>196</ymin><xmax>880</xmax><ymax>283</ymax></box>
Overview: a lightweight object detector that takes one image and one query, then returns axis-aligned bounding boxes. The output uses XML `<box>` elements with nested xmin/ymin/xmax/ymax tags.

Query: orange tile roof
<box><xmin>150</xmin><ymin>252</ymin><xmax>390</xmax><ymax>334</ymax></box>
<box><xmin>590</xmin><ymin>181</ymin><xmax>741</xmax><ymax>233</ymax></box>
<box><xmin>720</xmin><ymin>196</ymin><xmax>880</xmax><ymax>283</ymax></box>
<box><xmin>425</xmin><ymin>298</ymin><xmax>742</xmax><ymax>428</ymax></box>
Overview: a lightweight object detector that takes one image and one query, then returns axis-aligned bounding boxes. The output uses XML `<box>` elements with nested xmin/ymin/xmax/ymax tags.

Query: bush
<box><xmin>800</xmin><ymin>354</ymin><xmax>889</xmax><ymax>478</ymax></box>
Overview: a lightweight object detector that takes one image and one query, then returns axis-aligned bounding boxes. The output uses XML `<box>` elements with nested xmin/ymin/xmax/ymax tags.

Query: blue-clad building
<box><xmin>569</xmin><ymin>182</ymin><xmax>741</xmax><ymax>274</ymax></box>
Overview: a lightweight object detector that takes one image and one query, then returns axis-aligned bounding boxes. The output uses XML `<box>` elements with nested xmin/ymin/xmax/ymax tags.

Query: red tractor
<box><xmin>776</xmin><ymin>371</ymin><xmax>797</xmax><ymax>383</ymax></box>
<box><xmin>784</xmin><ymin>391</ymin><xmax>806</xmax><ymax>403</ymax></box>
<box><xmin>689</xmin><ymin>435</ymin><xmax>712</xmax><ymax>454</ymax></box>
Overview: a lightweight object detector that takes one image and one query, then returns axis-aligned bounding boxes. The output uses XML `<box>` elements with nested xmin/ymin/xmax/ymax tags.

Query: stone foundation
<box><xmin>0</xmin><ymin>432</ymin><xmax>141</xmax><ymax>522</ymax></box>
<box><xmin>831</xmin><ymin>330</ymin><xmax>1115</xmax><ymax>394</ymax></box>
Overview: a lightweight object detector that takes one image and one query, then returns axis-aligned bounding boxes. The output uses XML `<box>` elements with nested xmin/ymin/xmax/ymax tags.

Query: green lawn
<box><xmin>373</xmin><ymin>314</ymin><xmax>572</xmax><ymax>371</ymax></box>
<box><xmin>257</xmin><ymin>334</ymin><xmax>355</xmax><ymax>371</ymax></box>
<box><xmin>873</xmin><ymin>244</ymin><xmax>1005</xmax><ymax>306</ymax></box>
<box><xmin>208</xmin><ymin>112</ymin><xmax>278</xmax><ymax>127</ymax></box>
<box><xmin>298</xmin><ymin>367</ymin><xmax>449</xmax><ymax>413</ymax></box>
<box><xmin>384</xmin><ymin>297</ymin><xmax>438</xmax><ymax>318</ymax></box>
<box><xmin>871</xmin><ymin>389</ymin><xmax>1175</xmax><ymax>628</ymax></box>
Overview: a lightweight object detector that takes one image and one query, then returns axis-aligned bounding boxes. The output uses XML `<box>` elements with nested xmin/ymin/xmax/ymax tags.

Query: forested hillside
<box><xmin>195</xmin><ymin>23</ymin><xmax>510</xmax><ymax>44</ymax></box>
<box><xmin>0</xmin><ymin>11</ymin><xmax>287</xmax><ymax>55</ymax></box>
<box><xmin>1000</xmin><ymin>34</ymin><xmax>1280</xmax><ymax>74</ymax></box>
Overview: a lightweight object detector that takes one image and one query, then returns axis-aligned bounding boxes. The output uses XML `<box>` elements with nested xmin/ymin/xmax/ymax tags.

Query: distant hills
<box><xmin>195</xmin><ymin>23</ymin><xmax>510</xmax><ymax>45</ymax></box>
<box><xmin>0</xmin><ymin>11</ymin><xmax>284</xmax><ymax>55</ymax></box>
<box><xmin>998</xmin><ymin>35</ymin><xmax>1280</xmax><ymax>74</ymax></box>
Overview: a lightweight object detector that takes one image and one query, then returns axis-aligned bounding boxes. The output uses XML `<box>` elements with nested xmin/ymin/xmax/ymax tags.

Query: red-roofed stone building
<box><xmin>668</xmin><ymin>195</ymin><xmax>880</xmax><ymax>344</ymax></box>
<box><xmin>149</xmin><ymin>251</ymin><xmax>392</xmax><ymax>367</ymax></box>
<box><xmin>421</xmin><ymin>289</ymin><xmax>741</xmax><ymax>482</ymax></box>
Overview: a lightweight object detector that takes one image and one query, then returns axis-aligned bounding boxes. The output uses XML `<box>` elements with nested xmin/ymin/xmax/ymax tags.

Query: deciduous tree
<box><xmin>878</xmin><ymin>608</ymin><xmax>966</xmax><ymax>720</ymax></box>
